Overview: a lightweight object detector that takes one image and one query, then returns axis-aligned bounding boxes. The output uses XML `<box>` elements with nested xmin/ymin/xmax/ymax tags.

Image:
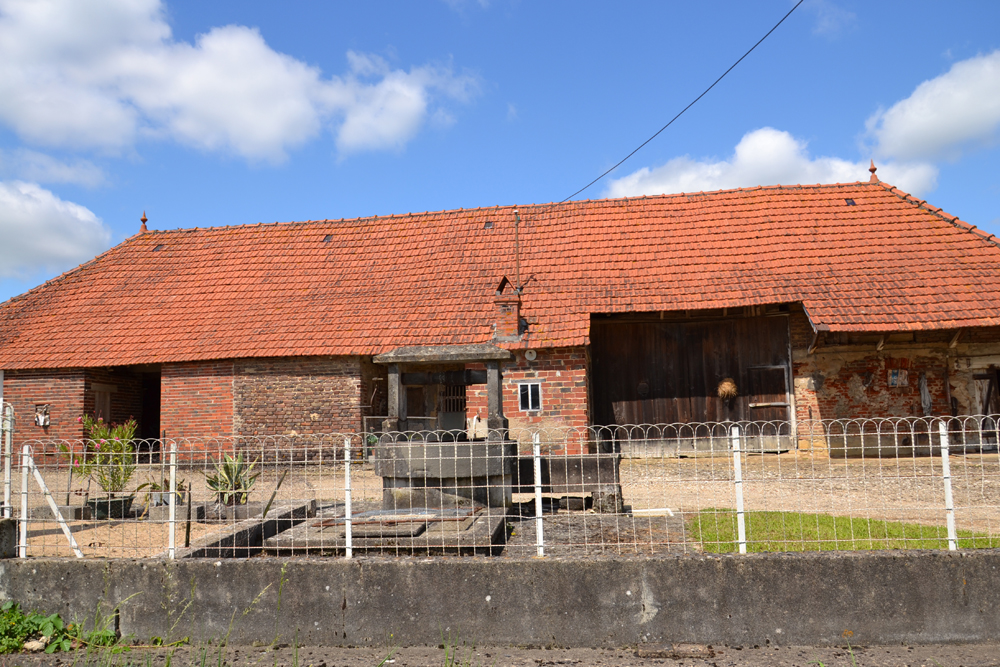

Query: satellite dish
<box><xmin>524</xmin><ymin>349</ymin><xmax>537</xmax><ymax>361</ymax></box>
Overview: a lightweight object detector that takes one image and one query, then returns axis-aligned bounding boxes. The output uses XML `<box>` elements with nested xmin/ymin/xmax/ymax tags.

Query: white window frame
<box><xmin>518</xmin><ymin>382</ymin><xmax>542</xmax><ymax>412</ymax></box>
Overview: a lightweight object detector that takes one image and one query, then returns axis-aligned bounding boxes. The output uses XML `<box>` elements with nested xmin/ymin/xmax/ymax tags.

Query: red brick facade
<box><xmin>160</xmin><ymin>361</ymin><xmax>234</xmax><ymax>441</ymax></box>
<box><xmin>2</xmin><ymin>368</ymin><xmax>86</xmax><ymax>445</ymax></box>
<box><xmin>468</xmin><ymin>347</ymin><xmax>589</xmax><ymax>452</ymax></box>
<box><xmin>791</xmin><ymin>310</ymin><xmax>1000</xmax><ymax>426</ymax></box>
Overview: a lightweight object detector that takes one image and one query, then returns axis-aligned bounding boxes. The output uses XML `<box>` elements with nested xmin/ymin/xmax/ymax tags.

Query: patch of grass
<box><xmin>688</xmin><ymin>509</ymin><xmax>1000</xmax><ymax>553</ymax></box>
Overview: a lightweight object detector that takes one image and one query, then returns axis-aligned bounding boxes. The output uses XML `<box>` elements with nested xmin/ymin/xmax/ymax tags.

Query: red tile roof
<box><xmin>1</xmin><ymin>180</ymin><xmax>998</xmax><ymax>369</ymax></box>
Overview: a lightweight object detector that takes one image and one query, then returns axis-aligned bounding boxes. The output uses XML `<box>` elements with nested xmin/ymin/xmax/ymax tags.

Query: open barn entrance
<box><xmin>590</xmin><ymin>308</ymin><xmax>794</xmax><ymax>450</ymax></box>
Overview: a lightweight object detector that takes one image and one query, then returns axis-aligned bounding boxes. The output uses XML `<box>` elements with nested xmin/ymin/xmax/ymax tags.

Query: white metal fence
<box><xmin>3</xmin><ymin>413</ymin><xmax>1000</xmax><ymax>559</ymax></box>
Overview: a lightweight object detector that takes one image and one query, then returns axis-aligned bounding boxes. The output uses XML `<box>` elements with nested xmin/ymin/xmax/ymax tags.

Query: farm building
<box><xmin>2</xmin><ymin>169</ymin><xmax>1000</xmax><ymax>450</ymax></box>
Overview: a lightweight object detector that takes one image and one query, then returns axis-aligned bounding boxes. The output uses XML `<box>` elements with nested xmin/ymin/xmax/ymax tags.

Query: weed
<box><xmin>0</xmin><ymin>601</ymin><xmax>78</xmax><ymax>654</ymax></box>
<box><xmin>842</xmin><ymin>630</ymin><xmax>858</xmax><ymax>667</ymax></box>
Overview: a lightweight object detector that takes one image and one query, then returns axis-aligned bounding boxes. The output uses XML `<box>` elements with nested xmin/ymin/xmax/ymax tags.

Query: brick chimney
<box><xmin>493</xmin><ymin>276</ymin><xmax>521</xmax><ymax>342</ymax></box>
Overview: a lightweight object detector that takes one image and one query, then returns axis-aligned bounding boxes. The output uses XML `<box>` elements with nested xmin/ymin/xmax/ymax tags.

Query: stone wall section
<box><xmin>233</xmin><ymin>356</ymin><xmax>365</xmax><ymax>436</ymax></box>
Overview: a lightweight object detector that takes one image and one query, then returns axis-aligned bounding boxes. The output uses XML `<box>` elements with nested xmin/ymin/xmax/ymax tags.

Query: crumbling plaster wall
<box><xmin>790</xmin><ymin>312</ymin><xmax>1000</xmax><ymax>422</ymax></box>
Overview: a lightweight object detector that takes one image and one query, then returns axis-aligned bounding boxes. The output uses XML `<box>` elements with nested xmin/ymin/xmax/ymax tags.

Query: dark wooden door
<box><xmin>590</xmin><ymin>315</ymin><xmax>791</xmax><ymax>425</ymax></box>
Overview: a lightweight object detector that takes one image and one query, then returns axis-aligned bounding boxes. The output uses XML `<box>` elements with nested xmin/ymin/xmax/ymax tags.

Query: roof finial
<box><xmin>140</xmin><ymin>211</ymin><xmax>148</xmax><ymax>233</ymax></box>
<box><xmin>869</xmin><ymin>160</ymin><xmax>879</xmax><ymax>183</ymax></box>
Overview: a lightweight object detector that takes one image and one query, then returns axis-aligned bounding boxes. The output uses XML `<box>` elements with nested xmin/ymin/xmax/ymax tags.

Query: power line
<box><xmin>558</xmin><ymin>0</ymin><xmax>805</xmax><ymax>204</ymax></box>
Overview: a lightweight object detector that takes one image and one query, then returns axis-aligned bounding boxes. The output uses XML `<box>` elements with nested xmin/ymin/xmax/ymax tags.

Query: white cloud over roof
<box><xmin>867</xmin><ymin>50</ymin><xmax>1000</xmax><ymax>162</ymax></box>
<box><xmin>0</xmin><ymin>181</ymin><xmax>111</xmax><ymax>278</ymax></box>
<box><xmin>0</xmin><ymin>0</ymin><xmax>479</xmax><ymax>162</ymax></box>
<box><xmin>605</xmin><ymin>128</ymin><xmax>938</xmax><ymax>199</ymax></box>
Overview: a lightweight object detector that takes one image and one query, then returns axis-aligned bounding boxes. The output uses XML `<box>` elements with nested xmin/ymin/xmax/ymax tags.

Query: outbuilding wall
<box><xmin>233</xmin><ymin>356</ymin><xmax>368</xmax><ymax>436</ymax></box>
<box><xmin>790</xmin><ymin>312</ymin><xmax>1000</xmax><ymax>429</ymax></box>
<box><xmin>160</xmin><ymin>361</ymin><xmax>234</xmax><ymax>442</ymax></box>
<box><xmin>2</xmin><ymin>368</ymin><xmax>86</xmax><ymax>445</ymax></box>
<box><xmin>468</xmin><ymin>347</ymin><xmax>589</xmax><ymax>452</ymax></box>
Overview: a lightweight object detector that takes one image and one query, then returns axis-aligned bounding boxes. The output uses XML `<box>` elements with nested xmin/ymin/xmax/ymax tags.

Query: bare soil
<box><xmin>5</xmin><ymin>641</ymin><xmax>1000</xmax><ymax>667</ymax></box>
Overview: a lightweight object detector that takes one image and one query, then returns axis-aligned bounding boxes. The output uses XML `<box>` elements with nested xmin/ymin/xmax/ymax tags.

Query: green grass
<box><xmin>688</xmin><ymin>509</ymin><xmax>1000</xmax><ymax>553</ymax></box>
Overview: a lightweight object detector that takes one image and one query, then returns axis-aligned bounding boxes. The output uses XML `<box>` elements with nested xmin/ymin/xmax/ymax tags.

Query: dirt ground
<box><xmin>14</xmin><ymin>451</ymin><xmax>1000</xmax><ymax>558</ymax></box>
<box><xmin>5</xmin><ymin>641</ymin><xmax>1000</xmax><ymax>667</ymax></box>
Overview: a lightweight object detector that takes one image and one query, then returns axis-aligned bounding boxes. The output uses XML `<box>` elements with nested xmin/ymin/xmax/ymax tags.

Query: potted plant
<box><xmin>205</xmin><ymin>452</ymin><xmax>259</xmax><ymax>506</ymax></box>
<box><xmin>137</xmin><ymin>477</ymin><xmax>187</xmax><ymax>508</ymax></box>
<box><xmin>70</xmin><ymin>415</ymin><xmax>139</xmax><ymax>519</ymax></box>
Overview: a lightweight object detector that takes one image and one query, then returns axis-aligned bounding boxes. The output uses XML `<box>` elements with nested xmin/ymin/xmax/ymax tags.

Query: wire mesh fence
<box><xmin>3</xmin><ymin>413</ymin><xmax>1000</xmax><ymax>559</ymax></box>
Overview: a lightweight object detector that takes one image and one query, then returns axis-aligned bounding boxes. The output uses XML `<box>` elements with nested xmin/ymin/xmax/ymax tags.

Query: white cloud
<box><xmin>605</xmin><ymin>128</ymin><xmax>938</xmax><ymax>198</ymax></box>
<box><xmin>867</xmin><ymin>50</ymin><xmax>1000</xmax><ymax>162</ymax></box>
<box><xmin>806</xmin><ymin>0</ymin><xmax>857</xmax><ymax>37</ymax></box>
<box><xmin>0</xmin><ymin>150</ymin><xmax>106</xmax><ymax>187</ymax></box>
<box><xmin>329</xmin><ymin>53</ymin><xmax>476</xmax><ymax>154</ymax></box>
<box><xmin>0</xmin><ymin>0</ymin><xmax>478</xmax><ymax>162</ymax></box>
<box><xmin>0</xmin><ymin>181</ymin><xmax>111</xmax><ymax>278</ymax></box>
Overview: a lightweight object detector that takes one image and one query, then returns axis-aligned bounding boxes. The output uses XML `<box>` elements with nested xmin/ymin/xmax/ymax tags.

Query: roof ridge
<box><xmin>130</xmin><ymin>182</ymin><xmax>881</xmax><ymax>234</ymax></box>
<box><xmin>875</xmin><ymin>180</ymin><xmax>1000</xmax><ymax>250</ymax></box>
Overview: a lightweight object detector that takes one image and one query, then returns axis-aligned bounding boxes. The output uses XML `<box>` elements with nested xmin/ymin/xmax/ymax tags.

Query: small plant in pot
<box><xmin>205</xmin><ymin>452</ymin><xmax>259</xmax><ymax>506</ymax></box>
<box><xmin>136</xmin><ymin>477</ymin><xmax>187</xmax><ymax>508</ymax></box>
<box><xmin>68</xmin><ymin>415</ymin><xmax>139</xmax><ymax>519</ymax></box>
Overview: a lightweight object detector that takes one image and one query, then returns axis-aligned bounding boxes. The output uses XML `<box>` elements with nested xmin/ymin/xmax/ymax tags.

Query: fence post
<box><xmin>938</xmin><ymin>420</ymin><xmax>958</xmax><ymax>551</ymax></box>
<box><xmin>19</xmin><ymin>445</ymin><xmax>28</xmax><ymax>558</ymax></box>
<box><xmin>168</xmin><ymin>438</ymin><xmax>177</xmax><ymax>559</ymax></box>
<box><xmin>2</xmin><ymin>404</ymin><xmax>11</xmax><ymax>518</ymax></box>
<box><xmin>344</xmin><ymin>436</ymin><xmax>352</xmax><ymax>559</ymax></box>
<box><xmin>533</xmin><ymin>433</ymin><xmax>545</xmax><ymax>557</ymax></box>
<box><xmin>730</xmin><ymin>425</ymin><xmax>747</xmax><ymax>554</ymax></box>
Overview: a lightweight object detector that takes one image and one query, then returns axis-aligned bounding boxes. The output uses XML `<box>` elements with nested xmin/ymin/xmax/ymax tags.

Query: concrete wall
<box><xmin>2</xmin><ymin>552</ymin><xmax>1000</xmax><ymax>648</ymax></box>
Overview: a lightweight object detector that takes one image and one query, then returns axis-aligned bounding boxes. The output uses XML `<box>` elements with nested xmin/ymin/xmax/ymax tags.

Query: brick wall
<box><xmin>233</xmin><ymin>356</ymin><xmax>365</xmax><ymax>436</ymax></box>
<box><xmin>161</xmin><ymin>361</ymin><xmax>234</xmax><ymax>442</ymax></box>
<box><xmin>2</xmin><ymin>368</ymin><xmax>85</xmax><ymax>446</ymax></box>
<box><xmin>468</xmin><ymin>347</ymin><xmax>589</xmax><ymax>452</ymax></box>
<box><xmin>83</xmin><ymin>367</ymin><xmax>143</xmax><ymax>429</ymax></box>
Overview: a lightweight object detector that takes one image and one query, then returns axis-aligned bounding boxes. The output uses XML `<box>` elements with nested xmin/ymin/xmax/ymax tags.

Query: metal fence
<box><xmin>3</xmin><ymin>412</ymin><xmax>1000</xmax><ymax>559</ymax></box>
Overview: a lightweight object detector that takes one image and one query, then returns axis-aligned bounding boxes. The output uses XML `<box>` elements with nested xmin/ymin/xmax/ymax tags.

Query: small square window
<box><xmin>519</xmin><ymin>383</ymin><xmax>541</xmax><ymax>411</ymax></box>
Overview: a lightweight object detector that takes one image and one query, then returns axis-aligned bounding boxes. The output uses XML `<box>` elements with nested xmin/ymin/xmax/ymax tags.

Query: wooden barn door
<box><xmin>590</xmin><ymin>314</ymin><xmax>791</xmax><ymax>426</ymax></box>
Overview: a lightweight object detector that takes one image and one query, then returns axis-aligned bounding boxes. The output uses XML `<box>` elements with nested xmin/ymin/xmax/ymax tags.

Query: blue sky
<box><xmin>0</xmin><ymin>0</ymin><xmax>998</xmax><ymax>303</ymax></box>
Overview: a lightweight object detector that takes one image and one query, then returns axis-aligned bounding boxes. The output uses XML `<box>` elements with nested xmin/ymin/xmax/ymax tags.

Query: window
<box><xmin>519</xmin><ymin>383</ymin><xmax>541</xmax><ymax>411</ymax></box>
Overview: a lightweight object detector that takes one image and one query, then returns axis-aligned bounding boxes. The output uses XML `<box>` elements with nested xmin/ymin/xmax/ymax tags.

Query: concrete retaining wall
<box><xmin>1</xmin><ymin>551</ymin><xmax>999</xmax><ymax>648</ymax></box>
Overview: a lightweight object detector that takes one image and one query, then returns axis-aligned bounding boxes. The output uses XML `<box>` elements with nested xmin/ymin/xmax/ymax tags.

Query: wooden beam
<box><xmin>807</xmin><ymin>332</ymin><xmax>820</xmax><ymax>355</ymax></box>
<box><xmin>876</xmin><ymin>335</ymin><xmax>885</xmax><ymax>352</ymax></box>
<box><xmin>950</xmin><ymin>329</ymin><xmax>963</xmax><ymax>349</ymax></box>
